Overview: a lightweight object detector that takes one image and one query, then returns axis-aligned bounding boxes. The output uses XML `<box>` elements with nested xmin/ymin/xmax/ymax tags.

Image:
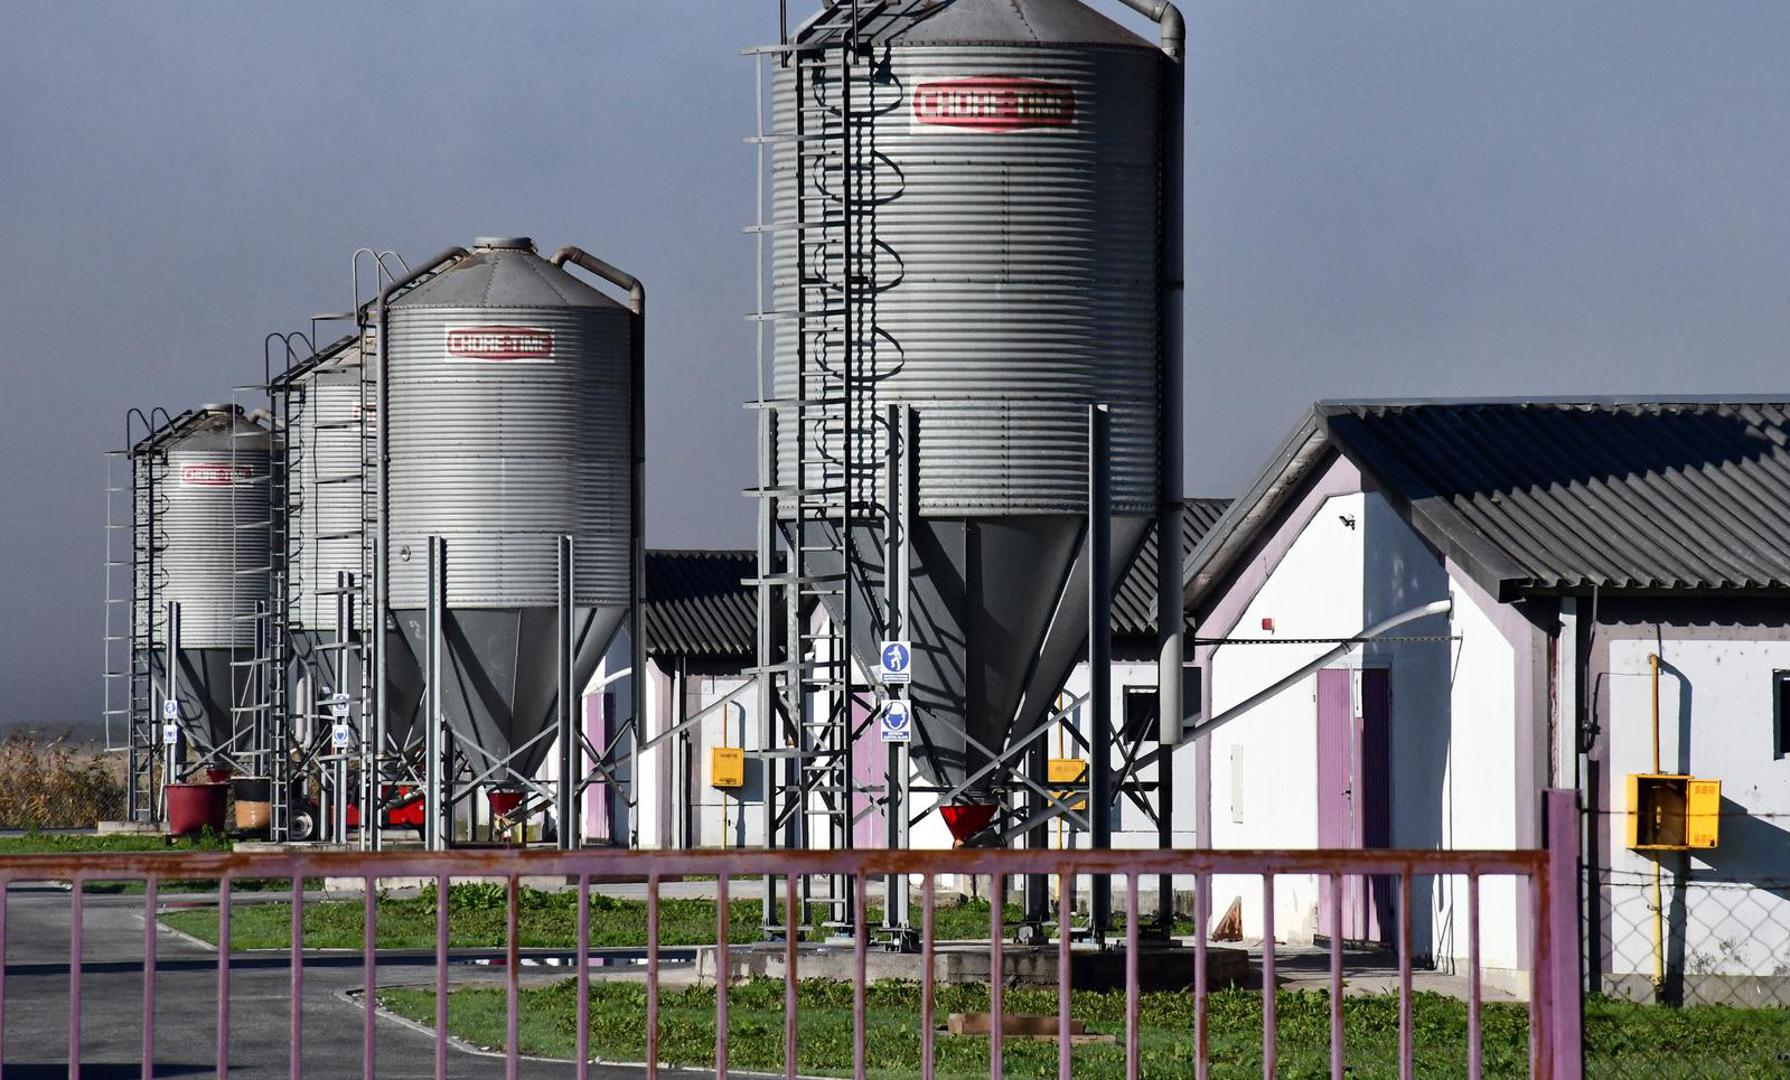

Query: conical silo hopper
<box><xmin>139</xmin><ymin>405</ymin><xmax>273</xmax><ymax>770</ymax></box>
<box><xmin>385</xmin><ymin>238</ymin><xmax>636</xmax><ymax>792</ymax></box>
<box><xmin>772</xmin><ymin>0</ymin><xmax>1167</xmax><ymax>791</ymax></box>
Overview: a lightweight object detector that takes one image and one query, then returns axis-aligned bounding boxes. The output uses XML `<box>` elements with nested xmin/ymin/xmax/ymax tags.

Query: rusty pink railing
<box><xmin>0</xmin><ymin>789</ymin><xmax>1583</xmax><ymax>1079</ymax></box>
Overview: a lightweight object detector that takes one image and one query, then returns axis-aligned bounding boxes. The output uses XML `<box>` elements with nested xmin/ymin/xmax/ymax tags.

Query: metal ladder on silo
<box><xmin>268</xmin><ymin>346</ymin><xmax>306</xmax><ymax>840</ymax></box>
<box><xmin>748</xmin><ymin>0</ymin><xmax>913</xmax><ymax>938</ymax></box>
<box><xmin>257</xmin><ymin>333</ymin><xmax>315</xmax><ymax>841</ymax></box>
<box><xmin>115</xmin><ymin>416</ymin><xmax>174</xmax><ymax>822</ymax></box>
<box><xmin>103</xmin><ymin>436</ymin><xmax>166</xmax><ymax>823</ymax></box>
<box><xmin>356</xmin><ymin>254</ymin><xmax>442</xmax><ymax>841</ymax></box>
<box><xmin>224</xmin><ymin>386</ymin><xmax>278</xmax><ymax>804</ymax></box>
<box><xmin>306</xmin><ymin>321</ymin><xmax>377</xmax><ymax>841</ymax></box>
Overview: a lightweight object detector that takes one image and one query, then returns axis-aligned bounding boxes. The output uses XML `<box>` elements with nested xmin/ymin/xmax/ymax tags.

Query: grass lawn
<box><xmin>0</xmin><ymin>831</ymin><xmax>283</xmax><ymax>893</ymax></box>
<box><xmin>160</xmin><ymin>886</ymin><xmax>1184</xmax><ymax>951</ymax></box>
<box><xmin>164</xmin><ymin>884</ymin><xmax>769</xmax><ymax>950</ymax></box>
<box><xmin>377</xmin><ymin>979</ymin><xmax>1790</xmax><ymax>1078</ymax></box>
<box><xmin>0</xmin><ymin>830</ymin><xmax>230</xmax><ymax>856</ymax></box>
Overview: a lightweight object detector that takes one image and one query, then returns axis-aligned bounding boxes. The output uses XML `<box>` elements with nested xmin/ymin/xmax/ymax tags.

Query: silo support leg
<box><xmin>424</xmin><ymin>538</ymin><xmax>447</xmax><ymax>851</ymax></box>
<box><xmin>1088</xmin><ymin>406</ymin><xmax>1114</xmax><ymax>936</ymax></box>
<box><xmin>557</xmin><ymin>536</ymin><xmax>578</xmax><ymax>851</ymax></box>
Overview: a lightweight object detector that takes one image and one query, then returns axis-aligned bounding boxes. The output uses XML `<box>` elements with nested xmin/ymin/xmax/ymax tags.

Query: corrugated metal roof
<box><xmin>1324</xmin><ymin>400</ymin><xmax>1790</xmax><ymax>596</ymax></box>
<box><xmin>1185</xmin><ymin>399</ymin><xmax>1790</xmax><ymax>608</ymax></box>
<box><xmin>1112</xmin><ymin>498</ymin><xmax>1231</xmax><ymax>637</ymax></box>
<box><xmin>644</xmin><ymin>550</ymin><xmax>756</xmax><ymax>660</ymax></box>
<box><xmin>800</xmin><ymin>0</ymin><xmax>1151</xmax><ymax>48</ymax></box>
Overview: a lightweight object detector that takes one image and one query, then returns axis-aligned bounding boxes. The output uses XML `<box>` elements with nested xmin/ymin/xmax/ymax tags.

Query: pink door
<box><xmin>852</xmin><ymin>696</ymin><xmax>885</xmax><ymax>848</ymax></box>
<box><xmin>1317</xmin><ymin>668</ymin><xmax>1390</xmax><ymax>944</ymax></box>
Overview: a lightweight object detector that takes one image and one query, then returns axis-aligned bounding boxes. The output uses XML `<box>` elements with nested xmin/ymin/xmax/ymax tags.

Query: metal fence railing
<box><xmin>0</xmin><ymin>789</ymin><xmax>1583</xmax><ymax>1079</ymax></box>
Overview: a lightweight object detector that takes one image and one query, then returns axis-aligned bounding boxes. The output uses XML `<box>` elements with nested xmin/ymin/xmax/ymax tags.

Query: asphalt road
<box><xmin>0</xmin><ymin>886</ymin><xmax>698</xmax><ymax>1078</ymax></box>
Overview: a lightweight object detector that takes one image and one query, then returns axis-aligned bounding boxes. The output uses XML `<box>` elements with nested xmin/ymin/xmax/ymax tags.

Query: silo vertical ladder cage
<box><xmin>749</xmin><ymin>0</ymin><xmax>929</xmax><ymax>941</ymax></box>
<box><xmin>103</xmin><ymin>408</ymin><xmax>171</xmax><ymax>823</ymax></box>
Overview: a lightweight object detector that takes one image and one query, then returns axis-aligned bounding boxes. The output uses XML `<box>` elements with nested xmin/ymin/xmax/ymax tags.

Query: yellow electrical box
<box><xmin>711</xmin><ymin>747</ymin><xmax>745</xmax><ymax>790</ymax></box>
<box><xmin>1048</xmin><ymin>758</ymin><xmax>1088</xmax><ymax>812</ymax></box>
<box><xmin>1627</xmin><ymin>774</ymin><xmax>1721</xmax><ymax>850</ymax></box>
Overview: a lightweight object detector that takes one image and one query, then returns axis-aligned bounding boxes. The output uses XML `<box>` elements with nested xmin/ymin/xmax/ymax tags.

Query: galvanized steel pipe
<box><xmin>550</xmin><ymin>245</ymin><xmax>646</xmax><ymax>849</ymax></box>
<box><xmin>1117</xmin><ymin>0</ymin><xmax>1185</xmax><ymax>60</ymax></box>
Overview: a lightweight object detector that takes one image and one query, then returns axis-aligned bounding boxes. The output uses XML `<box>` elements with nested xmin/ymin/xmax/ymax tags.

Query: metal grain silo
<box><xmin>768</xmin><ymin>0</ymin><xmax>1173</xmax><ymax>791</ymax></box>
<box><xmin>140</xmin><ymin>405</ymin><xmax>273</xmax><ymax>764</ymax></box>
<box><xmin>383</xmin><ymin>238</ymin><xmax>639</xmax><ymax>798</ymax></box>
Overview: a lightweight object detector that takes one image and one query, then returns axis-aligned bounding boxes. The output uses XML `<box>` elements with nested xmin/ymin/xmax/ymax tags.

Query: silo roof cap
<box><xmin>801</xmin><ymin>0</ymin><xmax>1153</xmax><ymax>49</ymax></box>
<box><xmin>390</xmin><ymin>243</ymin><xmax>627</xmax><ymax>310</ymax></box>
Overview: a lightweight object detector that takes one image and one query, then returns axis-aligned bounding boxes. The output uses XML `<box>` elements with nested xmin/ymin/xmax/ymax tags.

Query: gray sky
<box><xmin>5</xmin><ymin>1</ymin><xmax>1789</xmax><ymax>732</ymax></box>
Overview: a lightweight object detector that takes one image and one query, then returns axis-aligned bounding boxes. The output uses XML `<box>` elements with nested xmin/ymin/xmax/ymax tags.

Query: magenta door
<box><xmin>1317</xmin><ymin>668</ymin><xmax>1390</xmax><ymax>943</ymax></box>
<box><xmin>852</xmin><ymin>696</ymin><xmax>884</xmax><ymax>848</ymax></box>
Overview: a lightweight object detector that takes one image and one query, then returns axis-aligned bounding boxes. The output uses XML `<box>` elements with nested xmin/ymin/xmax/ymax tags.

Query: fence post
<box><xmin>1545</xmin><ymin>788</ymin><xmax>1584</xmax><ymax>1079</ymax></box>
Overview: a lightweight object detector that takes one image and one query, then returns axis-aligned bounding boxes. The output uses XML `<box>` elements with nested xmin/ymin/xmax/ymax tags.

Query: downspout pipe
<box><xmin>550</xmin><ymin>246</ymin><xmax>646</xmax><ymax>846</ymax></box>
<box><xmin>1114</xmin><ymin>0</ymin><xmax>1189</xmax><ymax>746</ymax></box>
<box><xmin>1117</xmin><ymin>0</ymin><xmax>1185</xmax><ymax>61</ymax></box>
<box><xmin>375</xmin><ymin>245</ymin><xmax>468</xmax><ymax>851</ymax></box>
<box><xmin>1193</xmin><ymin>599</ymin><xmax>1454</xmax><ymax>740</ymax></box>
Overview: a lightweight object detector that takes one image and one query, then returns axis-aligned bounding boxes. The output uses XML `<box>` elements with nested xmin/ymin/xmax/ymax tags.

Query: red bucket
<box><xmin>166</xmin><ymin>783</ymin><xmax>228</xmax><ymax>837</ymax></box>
<box><xmin>204</xmin><ymin>768</ymin><xmax>234</xmax><ymax>784</ymax></box>
<box><xmin>939</xmin><ymin>802</ymin><xmax>998</xmax><ymax>846</ymax></box>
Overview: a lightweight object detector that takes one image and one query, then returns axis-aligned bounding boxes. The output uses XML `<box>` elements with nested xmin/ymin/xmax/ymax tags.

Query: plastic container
<box><xmin>166</xmin><ymin>782</ymin><xmax>228</xmax><ymax>837</ymax></box>
<box><xmin>232</xmin><ymin>776</ymin><xmax>272</xmax><ymax>833</ymax></box>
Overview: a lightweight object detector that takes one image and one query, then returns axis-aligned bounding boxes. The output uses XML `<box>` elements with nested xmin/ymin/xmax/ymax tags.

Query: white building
<box><xmin>1180</xmin><ymin>398</ymin><xmax>1790</xmax><ymax>1003</ymax></box>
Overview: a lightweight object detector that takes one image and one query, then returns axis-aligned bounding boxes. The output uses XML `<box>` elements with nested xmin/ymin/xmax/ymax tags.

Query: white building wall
<box><xmin>1206</xmin><ymin>492</ymin><xmax>1366</xmax><ymax>944</ymax></box>
<box><xmin>1604</xmin><ymin>636</ymin><xmax>1790</xmax><ymax>983</ymax></box>
<box><xmin>684</xmin><ymin>672</ymin><xmax>764</xmax><ymax>849</ymax></box>
<box><xmin>1196</xmin><ymin>488</ymin><xmax>1527</xmax><ymax>978</ymax></box>
<box><xmin>1435</xmin><ymin>572</ymin><xmax>1522</xmax><ymax>975</ymax></box>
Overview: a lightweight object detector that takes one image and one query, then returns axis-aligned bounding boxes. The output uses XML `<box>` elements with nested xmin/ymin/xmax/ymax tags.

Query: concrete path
<box><xmin>0</xmin><ymin>885</ymin><xmax>716</xmax><ymax>1078</ymax></box>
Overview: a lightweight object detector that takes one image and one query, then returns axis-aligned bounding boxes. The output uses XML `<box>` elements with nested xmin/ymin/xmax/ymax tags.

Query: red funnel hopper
<box><xmin>939</xmin><ymin>803</ymin><xmax>998</xmax><ymax>845</ymax></box>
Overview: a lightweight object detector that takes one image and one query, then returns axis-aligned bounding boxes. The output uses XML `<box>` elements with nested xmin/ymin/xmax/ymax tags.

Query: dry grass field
<box><xmin>0</xmin><ymin>731</ymin><xmax>125</xmax><ymax>828</ymax></box>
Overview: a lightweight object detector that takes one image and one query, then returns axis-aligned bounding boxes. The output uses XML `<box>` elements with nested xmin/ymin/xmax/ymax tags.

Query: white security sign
<box><xmin>330</xmin><ymin>692</ymin><xmax>352</xmax><ymax>719</ymax></box>
<box><xmin>332</xmin><ymin>721</ymin><xmax>353</xmax><ymax>750</ymax></box>
<box><xmin>879</xmin><ymin>699</ymin><xmax>912</xmax><ymax>744</ymax></box>
<box><xmin>163</xmin><ymin>698</ymin><xmax>180</xmax><ymax>721</ymax></box>
<box><xmin>162</xmin><ymin>722</ymin><xmax>179</xmax><ymax>746</ymax></box>
<box><xmin>878</xmin><ymin>640</ymin><xmax>912</xmax><ymax>685</ymax></box>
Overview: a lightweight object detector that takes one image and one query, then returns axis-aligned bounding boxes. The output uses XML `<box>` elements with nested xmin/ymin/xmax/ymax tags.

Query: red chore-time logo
<box><xmin>912</xmin><ymin>77</ymin><xmax>1077</xmax><ymax>133</ymax></box>
<box><xmin>444</xmin><ymin>326</ymin><xmax>556</xmax><ymax>362</ymax></box>
<box><xmin>180</xmin><ymin>463</ymin><xmax>253</xmax><ymax>487</ymax></box>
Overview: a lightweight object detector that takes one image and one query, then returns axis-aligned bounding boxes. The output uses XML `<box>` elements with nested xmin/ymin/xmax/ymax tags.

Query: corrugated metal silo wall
<box><xmin>385</xmin><ymin>306</ymin><xmax>633</xmax><ymax>609</ymax></box>
<box><xmin>290</xmin><ymin>352</ymin><xmax>365</xmax><ymax>634</ymax></box>
<box><xmin>156</xmin><ymin>421</ymin><xmax>273</xmax><ymax>649</ymax></box>
<box><xmin>772</xmin><ymin>43</ymin><xmax>1163</xmax><ymax>513</ymax></box>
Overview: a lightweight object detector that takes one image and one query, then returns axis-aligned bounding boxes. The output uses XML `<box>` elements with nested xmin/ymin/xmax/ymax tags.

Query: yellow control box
<box><xmin>711</xmin><ymin>747</ymin><xmax>745</xmax><ymax>790</ymax></box>
<box><xmin>1048</xmin><ymin>758</ymin><xmax>1088</xmax><ymax>812</ymax></box>
<box><xmin>1627</xmin><ymin>774</ymin><xmax>1721</xmax><ymax>850</ymax></box>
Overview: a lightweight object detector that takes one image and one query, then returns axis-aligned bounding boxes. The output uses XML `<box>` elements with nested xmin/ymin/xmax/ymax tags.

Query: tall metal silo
<box><xmin>379</xmin><ymin>238</ymin><xmax>642</xmax><ymax>847</ymax></box>
<box><xmin>753</xmin><ymin>0</ymin><xmax>1185</xmax><ymax>931</ymax></box>
<box><xmin>138</xmin><ymin>405</ymin><xmax>274</xmax><ymax>770</ymax></box>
